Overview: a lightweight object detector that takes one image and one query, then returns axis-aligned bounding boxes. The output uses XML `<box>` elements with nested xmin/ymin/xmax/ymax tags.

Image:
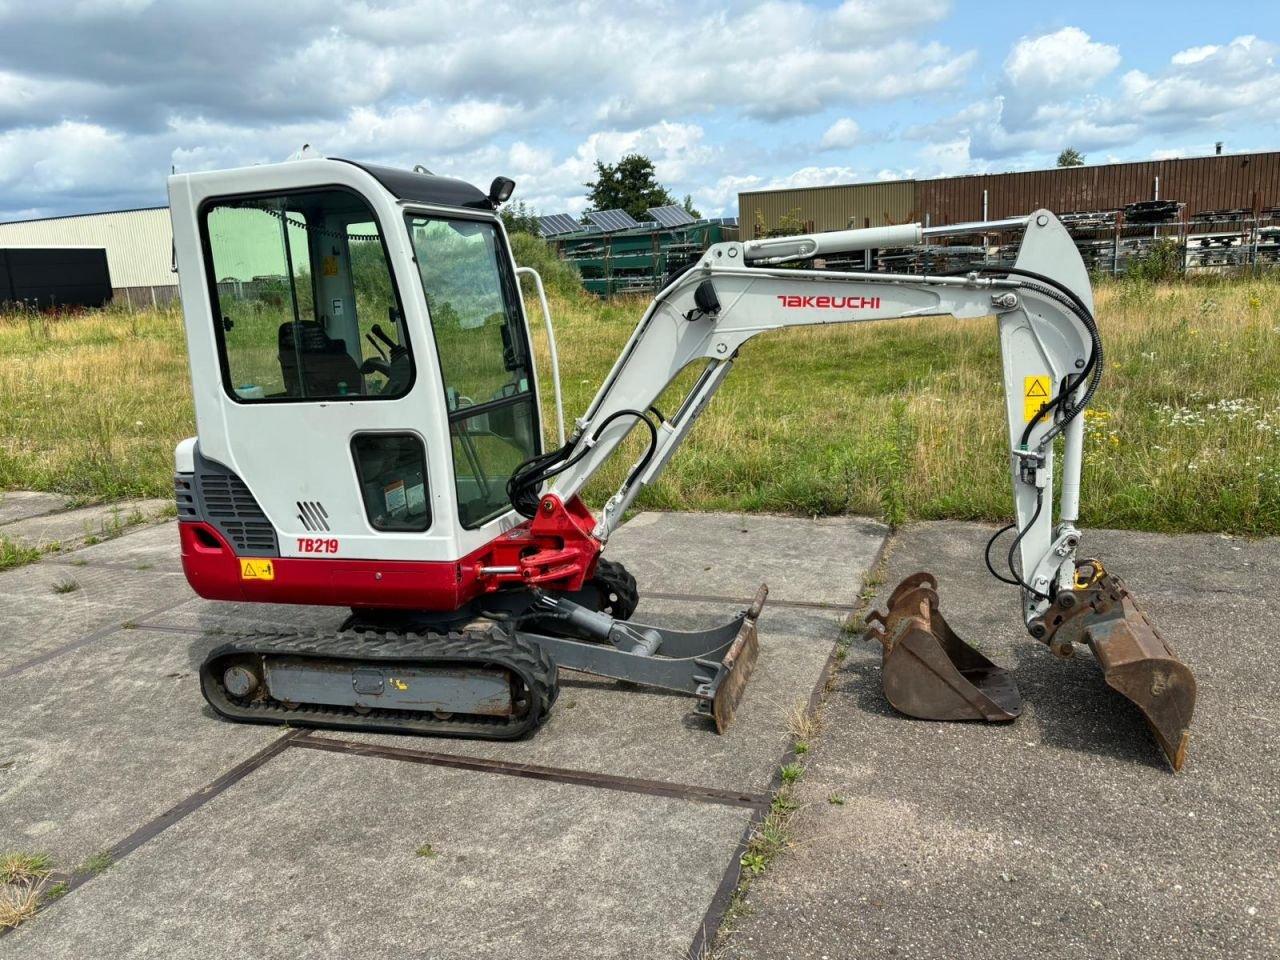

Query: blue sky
<box><xmin>0</xmin><ymin>0</ymin><xmax>1276</xmax><ymax>222</ymax></box>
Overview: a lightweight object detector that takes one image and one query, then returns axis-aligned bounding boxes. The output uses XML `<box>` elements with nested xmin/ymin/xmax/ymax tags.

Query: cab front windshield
<box><xmin>408</xmin><ymin>215</ymin><xmax>538</xmax><ymax>528</ymax></box>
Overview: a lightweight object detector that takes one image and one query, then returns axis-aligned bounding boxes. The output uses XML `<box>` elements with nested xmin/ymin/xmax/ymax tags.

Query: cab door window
<box><xmin>202</xmin><ymin>188</ymin><xmax>413</xmax><ymax>401</ymax></box>
<box><xmin>407</xmin><ymin>216</ymin><xmax>539</xmax><ymax>528</ymax></box>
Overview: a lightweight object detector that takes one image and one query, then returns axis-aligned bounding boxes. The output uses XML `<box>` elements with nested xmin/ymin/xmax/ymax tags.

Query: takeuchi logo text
<box><xmin>776</xmin><ymin>295</ymin><xmax>882</xmax><ymax>309</ymax></box>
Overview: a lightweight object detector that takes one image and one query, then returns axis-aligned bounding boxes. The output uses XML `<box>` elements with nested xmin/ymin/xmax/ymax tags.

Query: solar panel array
<box><xmin>537</xmin><ymin>213</ymin><xmax>582</xmax><ymax>237</ymax></box>
<box><xmin>584</xmin><ymin>209</ymin><xmax>640</xmax><ymax>232</ymax></box>
<box><xmin>645</xmin><ymin>205</ymin><xmax>696</xmax><ymax>228</ymax></box>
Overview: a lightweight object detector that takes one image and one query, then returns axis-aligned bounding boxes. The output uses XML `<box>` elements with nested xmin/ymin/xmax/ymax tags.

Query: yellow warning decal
<box><xmin>1023</xmin><ymin>376</ymin><xmax>1052</xmax><ymax>423</ymax></box>
<box><xmin>240</xmin><ymin>558</ymin><xmax>275</xmax><ymax>581</ymax></box>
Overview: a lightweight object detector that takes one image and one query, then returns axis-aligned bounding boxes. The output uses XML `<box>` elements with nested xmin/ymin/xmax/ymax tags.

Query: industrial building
<box><xmin>0</xmin><ymin>206</ymin><xmax>176</xmax><ymax>307</ymax></box>
<box><xmin>740</xmin><ymin>151</ymin><xmax>1280</xmax><ymax>273</ymax></box>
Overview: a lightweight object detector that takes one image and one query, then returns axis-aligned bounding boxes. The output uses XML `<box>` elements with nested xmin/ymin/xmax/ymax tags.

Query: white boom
<box><xmin>546</xmin><ymin>211</ymin><xmax>1095</xmax><ymax>629</ymax></box>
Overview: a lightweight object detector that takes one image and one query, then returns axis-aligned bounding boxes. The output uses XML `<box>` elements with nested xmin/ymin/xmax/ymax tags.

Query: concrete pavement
<box><xmin>0</xmin><ymin>506</ymin><xmax>883</xmax><ymax>958</ymax></box>
<box><xmin>4</xmin><ymin>503</ymin><xmax>1274</xmax><ymax>959</ymax></box>
<box><xmin>717</xmin><ymin>522</ymin><xmax>1278</xmax><ymax>960</ymax></box>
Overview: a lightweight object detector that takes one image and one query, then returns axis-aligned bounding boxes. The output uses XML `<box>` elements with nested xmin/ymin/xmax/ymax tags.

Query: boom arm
<box><xmin>539</xmin><ymin>210</ymin><xmax>1096</xmax><ymax>629</ymax></box>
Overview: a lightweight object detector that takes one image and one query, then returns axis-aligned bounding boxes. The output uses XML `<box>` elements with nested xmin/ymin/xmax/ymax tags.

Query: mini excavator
<box><xmin>168</xmin><ymin>156</ymin><xmax>1196</xmax><ymax>769</ymax></box>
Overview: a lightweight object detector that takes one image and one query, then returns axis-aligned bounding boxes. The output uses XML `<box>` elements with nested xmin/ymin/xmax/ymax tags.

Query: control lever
<box><xmin>365</xmin><ymin>332</ymin><xmax>388</xmax><ymax>361</ymax></box>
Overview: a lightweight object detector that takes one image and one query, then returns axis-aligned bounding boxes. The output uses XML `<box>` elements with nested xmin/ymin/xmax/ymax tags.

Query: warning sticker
<box><xmin>321</xmin><ymin>255</ymin><xmax>339</xmax><ymax>277</ymax></box>
<box><xmin>240</xmin><ymin>558</ymin><xmax>275</xmax><ymax>581</ymax></box>
<box><xmin>384</xmin><ymin>480</ymin><xmax>407</xmax><ymax>515</ymax></box>
<box><xmin>1023</xmin><ymin>376</ymin><xmax>1051</xmax><ymax>423</ymax></box>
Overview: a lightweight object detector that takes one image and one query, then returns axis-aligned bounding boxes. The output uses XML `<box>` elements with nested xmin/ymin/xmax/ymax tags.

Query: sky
<box><xmin>0</xmin><ymin>0</ymin><xmax>1277</xmax><ymax>223</ymax></box>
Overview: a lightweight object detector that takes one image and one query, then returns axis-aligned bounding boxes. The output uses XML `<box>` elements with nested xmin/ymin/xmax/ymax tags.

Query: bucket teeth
<box><xmin>865</xmin><ymin>571</ymin><xmax>1022</xmax><ymax>723</ymax></box>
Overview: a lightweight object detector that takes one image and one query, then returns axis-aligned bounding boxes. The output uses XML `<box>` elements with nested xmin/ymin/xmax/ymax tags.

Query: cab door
<box><xmin>195</xmin><ymin>185</ymin><xmax>440</xmax><ymax>562</ymax></box>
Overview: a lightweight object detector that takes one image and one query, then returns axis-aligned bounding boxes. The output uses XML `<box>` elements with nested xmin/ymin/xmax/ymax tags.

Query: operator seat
<box><xmin>278</xmin><ymin>321</ymin><xmax>361</xmax><ymax>397</ymax></box>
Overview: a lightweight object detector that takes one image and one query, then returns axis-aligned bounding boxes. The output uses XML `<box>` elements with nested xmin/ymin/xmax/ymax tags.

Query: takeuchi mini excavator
<box><xmin>167</xmin><ymin>156</ymin><xmax>1197</xmax><ymax>770</ymax></box>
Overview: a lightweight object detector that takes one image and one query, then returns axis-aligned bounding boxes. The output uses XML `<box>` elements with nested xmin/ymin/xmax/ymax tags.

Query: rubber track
<box><xmin>201</xmin><ymin>624</ymin><xmax>559</xmax><ymax>740</ymax></box>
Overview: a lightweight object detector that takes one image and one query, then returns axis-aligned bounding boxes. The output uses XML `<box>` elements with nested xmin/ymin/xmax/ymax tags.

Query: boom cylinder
<box><xmin>742</xmin><ymin>224</ymin><xmax>922</xmax><ymax>262</ymax></box>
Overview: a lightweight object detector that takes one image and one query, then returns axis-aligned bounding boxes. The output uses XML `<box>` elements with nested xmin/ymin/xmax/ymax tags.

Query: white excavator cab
<box><xmin>169</xmin><ymin>160</ymin><xmax>544</xmax><ymax>575</ymax></box>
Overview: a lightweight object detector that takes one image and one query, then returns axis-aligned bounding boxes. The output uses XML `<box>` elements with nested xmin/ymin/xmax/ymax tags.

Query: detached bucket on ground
<box><xmin>863</xmin><ymin>572</ymin><xmax>1022</xmax><ymax>723</ymax></box>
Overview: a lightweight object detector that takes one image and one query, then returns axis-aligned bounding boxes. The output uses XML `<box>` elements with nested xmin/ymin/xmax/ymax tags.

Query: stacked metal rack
<box><xmin>816</xmin><ymin>201</ymin><xmax>1280</xmax><ymax>277</ymax></box>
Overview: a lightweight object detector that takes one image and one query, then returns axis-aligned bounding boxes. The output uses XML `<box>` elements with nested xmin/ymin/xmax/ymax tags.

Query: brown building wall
<box><xmin>915</xmin><ymin>152</ymin><xmax>1280</xmax><ymax>225</ymax></box>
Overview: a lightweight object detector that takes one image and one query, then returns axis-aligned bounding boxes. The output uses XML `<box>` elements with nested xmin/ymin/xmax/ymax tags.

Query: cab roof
<box><xmin>334</xmin><ymin>159</ymin><xmax>492</xmax><ymax>210</ymax></box>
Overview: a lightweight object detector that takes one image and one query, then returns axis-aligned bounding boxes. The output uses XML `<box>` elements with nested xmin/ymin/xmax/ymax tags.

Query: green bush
<box><xmin>1125</xmin><ymin>238</ymin><xmax>1184</xmax><ymax>283</ymax></box>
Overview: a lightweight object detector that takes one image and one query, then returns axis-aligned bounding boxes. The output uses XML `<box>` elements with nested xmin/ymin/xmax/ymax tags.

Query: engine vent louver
<box><xmin>197</xmin><ymin>471</ymin><xmax>277</xmax><ymax>554</ymax></box>
<box><xmin>297</xmin><ymin>500</ymin><xmax>330</xmax><ymax>532</ymax></box>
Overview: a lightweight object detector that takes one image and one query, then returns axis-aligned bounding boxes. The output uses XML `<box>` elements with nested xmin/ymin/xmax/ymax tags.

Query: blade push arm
<box><xmin>542</xmin><ymin>211</ymin><xmax>1096</xmax><ymax>628</ymax></box>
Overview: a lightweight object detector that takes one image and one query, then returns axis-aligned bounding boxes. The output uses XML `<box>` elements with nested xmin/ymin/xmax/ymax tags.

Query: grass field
<box><xmin>3</xmin><ymin>258</ymin><xmax>1280</xmax><ymax>535</ymax></box>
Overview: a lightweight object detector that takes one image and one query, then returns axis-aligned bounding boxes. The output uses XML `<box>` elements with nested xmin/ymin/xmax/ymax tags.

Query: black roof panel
<box><xmin>335</xmin><ymin>159</ymin><xmax>492</xmax><ymax>210</ymax></box>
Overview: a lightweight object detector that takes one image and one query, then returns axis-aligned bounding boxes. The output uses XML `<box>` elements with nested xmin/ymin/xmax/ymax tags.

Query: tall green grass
<box><xmin>3</xmin><ymin>270</ymin><xmax>1280</xmax><ymax>534</ymax></box>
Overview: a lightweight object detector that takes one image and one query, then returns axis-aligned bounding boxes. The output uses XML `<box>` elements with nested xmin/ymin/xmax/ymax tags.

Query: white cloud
<box><xmin>702</xmin><ymin>166</ymin><xmax>863</xmax><ymax>215</ymax></box>
<box><xmin>0</xmin><ymin>121</ymin><xmax>145</xmax><ymax>204</ymax></box>
<box><xmin>941</xmin><ymin>29</ymin><xmax>1279</xmax><ymax>165</ymax></box>
<box><xmin>1003</xmin><ymin>26</ymin><xmax>1121</xmax><ymax>91</ymax></box>
<box><xmin>1171</xmin><ymin>44</ymin><xmax>1220</xmax><ymax>66</ymax></box>
<box><xmin>821</xmin><ymin>118</ymin><xmax>861</xmax><ymax>150</ymax></box>
<box><xmin>1119</xmin><ymin>36</ymin><xmax>1280</xmax><ymax>123</ymax></box>
<box><xmin>830</xmin><ymin>0</ymin><xmax>950</xmax><ymax>37</ymax></box>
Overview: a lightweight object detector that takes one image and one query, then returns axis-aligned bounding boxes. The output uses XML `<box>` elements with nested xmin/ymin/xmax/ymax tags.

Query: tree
<box><xmin>1057</xmin><ymin>147</ymin><xmax>1085</xmax><ymax>167</ymax></box>
<box><xmin>681</xmin><ymin>194</ymin><xmax>702</xmax><ymax>219</ymax></box>
<box><xmin>584</xmin><ymin>154</ymin><xmax>678</xmax><ymax>221</ymax></box>
<box><xmin>499</xmin><ymin>200</ymin><xmax>541</xmax><ymax>236</ymax></box>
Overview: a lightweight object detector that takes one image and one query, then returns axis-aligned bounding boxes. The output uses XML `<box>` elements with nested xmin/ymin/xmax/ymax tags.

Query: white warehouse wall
<box><xmin>0</xmin><ymin>207</ymin><xmax>175</xmax><ymax>289</ymax></box>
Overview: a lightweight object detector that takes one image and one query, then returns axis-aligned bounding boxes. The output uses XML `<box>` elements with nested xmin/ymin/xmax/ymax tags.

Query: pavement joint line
<box><xmin>289</xmin><ymin>732</ymin><xmax>771</xmax><ymax>810</ymax></box>
<box><xmin>685</xmin><ymin>533</ymin><xmax>891</xmax><ymax>960</ymax></box>
<box><xmin>0</xmin><ymin>730</ymin><xmax>302</xmax><ymax>941</ymax></box>
<box><xmin>643</xmin><ymin>590</ymin><xmax>852</xmax><ymax>612</ymax></box>
<box><xmin>0</xmin><ymin>595</ymin><xmax>195</xmax><ymax>680</ymax></box>
<box><xmin>38</xmin><ymin>558</ymin><xmax>186</xmax><ymax>574</ymax></box>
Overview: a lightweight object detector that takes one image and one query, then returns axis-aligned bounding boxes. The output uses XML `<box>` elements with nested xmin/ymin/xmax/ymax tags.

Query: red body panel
<box><xmin>179</xmin><ymin>494</ymin><xmax>602</xmax><ymax>611</ymax></box>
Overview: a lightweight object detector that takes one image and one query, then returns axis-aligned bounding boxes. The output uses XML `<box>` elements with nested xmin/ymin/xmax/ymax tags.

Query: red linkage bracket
<box><xmin>479</xmin><ymin>494</ymin><xmax>601</xmax><ymax>592</ymax></box>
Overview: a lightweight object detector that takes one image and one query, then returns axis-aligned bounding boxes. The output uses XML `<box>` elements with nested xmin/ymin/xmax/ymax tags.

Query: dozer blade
<box><xmin>710</xmin><ymin>585</ymin><xmax>766</xmax><ymax>733</ymax></box>
<box><xmin>529</xmin><ymin>584</ymin><xmax>767</xmax><ymax>734</ymax></box>
<box><xmin>1084</xmin><ymin>592</ymin><xmax>1197</xmax><ymax>770</ymax></box>
<box><xmin>864</xmin><ymin>572</ymin><xmax>1022</xmax><ymax>722</ymax></box>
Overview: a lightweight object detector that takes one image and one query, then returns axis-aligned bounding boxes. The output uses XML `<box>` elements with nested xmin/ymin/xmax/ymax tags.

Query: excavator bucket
<box><xmin>863</xmin><ymin>572</ymin><xmax>1022</xmax><ymax>722</ymax></box>
<box><xmin>1082</xmin><ymin>588</ymin><xmax>1197</xmax><ymax>770</ymax></box>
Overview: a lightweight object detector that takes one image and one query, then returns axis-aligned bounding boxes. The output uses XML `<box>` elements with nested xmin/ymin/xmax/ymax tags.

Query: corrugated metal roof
<box><xmin>0</xmin><ymin>207</ymin><xmax>174</xmax><ymax>287</ymax></box>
